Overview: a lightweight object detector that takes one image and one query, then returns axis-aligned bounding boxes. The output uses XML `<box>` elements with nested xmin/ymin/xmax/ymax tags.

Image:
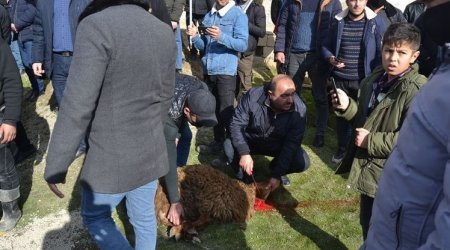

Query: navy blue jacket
<box><xmin>322</xmin><ymin>7</ymin><xmax>386</xmax><ymax>78</ymax></box>
<box><xmin>32</xmin><ymin>0</ymin><xmax>90</xmax><ymax>77</ymax></box>
<box><xmin>274</xmin><ymin>0</ymin><xmax>342</xmax><ymax>54</ymax></box>
<box><xmin>9</xmin><ymin>0</ymin><xmax>36</xmax><ymax>42</ymax></box>
<box><xmin>229</xmin><ymin>86</ymin><xmax>307</xmax><ymax>178</ymax></box>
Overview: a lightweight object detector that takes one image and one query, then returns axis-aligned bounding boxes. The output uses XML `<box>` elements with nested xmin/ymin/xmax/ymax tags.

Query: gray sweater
<box><xmin>44</xmin><ymin>5</ymin><xmax>176</xmax><ymax>193</ymax></box>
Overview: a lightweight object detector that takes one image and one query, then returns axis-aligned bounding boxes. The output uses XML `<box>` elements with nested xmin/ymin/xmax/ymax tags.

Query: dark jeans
<box><xmin>0</xmin><ymin>143</ymin><xmax>20</xmax><ymax>202</ymax></box>
<box><xmin>223</xmin><ymin>138</ymin><xmax>310</xmax><ymax>178</ymax></box>
<box><xmin>360</xmin><ymin>194</ymin><xmax>374</xmax><ymax>240</ymax></box>
<box><xmin>51</xmin><ymin>53</ymin><xmax>87</xmax><ymax>151</ymax></box>
<box><xmin>205</xmin><ymin>75</ymin><xmax>236</xmax><ymax>143</ymax></box>
<box><xmin>176</xmin><ymin>122</ymin><xmax>192</xmax><ymax>166</ymax></box>
<box><xmin>18</xmin><ymin>40</ymin><xmax>45</xmax><ymax>94</ymax></box>
<box><xmin>14</xmin><ymin>121</ymin><xmax>33</xmax><ymax>151</ymax></box>
<box><xmin>334</xmin><ymin>78</ymin><xmax>360</xmax><ymax>149</ymax></box>
<box><xmin>288</xmin><ymin>52</ymin><xmax>329</xmax><ymax>136</ymax></box>
<box><xmin>51</xmin><ymin>53</ymin><xmax>72</xmax><ymax>106</ymax></box>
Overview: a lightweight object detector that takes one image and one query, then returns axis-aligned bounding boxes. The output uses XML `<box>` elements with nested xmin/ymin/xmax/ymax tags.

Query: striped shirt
<box><xmin>333</xmin><ymin>16</ymin><xmax>366</xmax><ymax>80</ymax></box>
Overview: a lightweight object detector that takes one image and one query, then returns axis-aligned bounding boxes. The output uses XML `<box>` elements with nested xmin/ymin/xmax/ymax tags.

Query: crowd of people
<box><xmin>0</xmin><ymin>0</ymin><xmax>449</xmax><ymax>249</ymax></box>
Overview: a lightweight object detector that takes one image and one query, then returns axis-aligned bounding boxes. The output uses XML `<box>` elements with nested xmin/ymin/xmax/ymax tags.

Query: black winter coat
<box><xmin>9</xmin><ymin>0</ymin><xmax>37</xmax><ymax>43</ymax></box>
<box><xmin>404</xmin><ymin>1</ymin><xmax>425</xmax><ymax>23</ymax></box>
<box><xmin>239</xmin><ymin>0</ymin><xmax>266</xmax><ymax>55</ymax></box>
<box><xmin>229</xmin><ymin>86</ymin><xmax>307</xmax><ymax>178</ymax></box>
<box><xmin>185</xmin><ymin>0</ymin><xmax>214</xmax><ymax>16</ymax></box>
<box><xmin>0</xmin><ymin>38</ymin><xmax>23</xmax><ymax>124</ymax></box>
<box><xmin>0</xmin><ymin>0</ymin><xmax>10</xmax><ymax>42</ymax></box>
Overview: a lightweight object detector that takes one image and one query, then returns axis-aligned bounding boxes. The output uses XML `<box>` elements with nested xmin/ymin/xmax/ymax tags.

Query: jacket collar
<box><xmin>335</xmin><ymin>7</ymin><xmax>377</xmax><ymax>21</ymax></box>
<box><xmin>211</xmin><ymin>1</ymin><xmax>236</xmax><ymax>16</ymax></box>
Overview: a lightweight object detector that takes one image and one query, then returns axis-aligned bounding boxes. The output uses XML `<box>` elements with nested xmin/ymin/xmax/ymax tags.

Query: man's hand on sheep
<box><xmin>239</xmin><ymin>154</ymin><xmax>254</xmax><ymax>175</ymax></box>
<box><xmin>167</xmin><ymin>202</ymin><xmax>184</xmax><ymax>226</ymax></box>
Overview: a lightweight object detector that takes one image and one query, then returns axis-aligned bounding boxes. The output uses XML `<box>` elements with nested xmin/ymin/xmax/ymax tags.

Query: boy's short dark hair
<box><xmin>382</xmin><ymin>23</ymin><xmax>421</xmax><ymax>51</ymax></box>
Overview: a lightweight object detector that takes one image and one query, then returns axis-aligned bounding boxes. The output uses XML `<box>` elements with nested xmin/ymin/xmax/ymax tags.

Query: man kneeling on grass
<box><xmin>213</xmin><ymin>74</ymin><xmax>310</xmax><ymax>189</ymax></box>
<box><xmin>331</xmin><ymin>23</ymin><xmax>426</xmax><ymax>240</ymax></box>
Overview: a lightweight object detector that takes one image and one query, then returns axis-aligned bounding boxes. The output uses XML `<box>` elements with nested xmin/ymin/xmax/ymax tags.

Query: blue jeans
<box><xmin>51</xmin><ymin>53</ymin><xmax>72</xmax><ymax>106</ymax></box>
<box><xmin>9</xmin><ymin>36</ymin><xmax>24</xmax><ymax>71</ymax></box>
<box><xmin>175</xmin><ymin>24</ymin><xmax>183</xmax><ymax>70</ymax></box>
<box><xmin>288</xmin><ymin>52</ymin><xmax>329</xmax><ymax>136</ymax></box>
<box><xmin>177</xmin><ymin>122</ymin><xmax>192</xmax><ymax>166</ymax></box>
<box><xmin>18</xmin><ymin>40</ymin><xmax>45</xmax><ymax>93</ymax></box>
<box><xmin>81</xmin><ymin>180</ymin><xmax>158</xmax><ymax>250</ymax></box>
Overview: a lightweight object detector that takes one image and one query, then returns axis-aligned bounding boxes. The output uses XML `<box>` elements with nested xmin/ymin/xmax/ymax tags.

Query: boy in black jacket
<box><xmin>0</xmin><ymin>38</ymin><xmax>23</xmax><ymax>231</ymax></box>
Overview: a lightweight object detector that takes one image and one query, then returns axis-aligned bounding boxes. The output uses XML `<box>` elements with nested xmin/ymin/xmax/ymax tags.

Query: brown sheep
<box><xmin>155</xmin><ymin>164</ymin><xmax>269</xmax><ymax>240</ymax></box>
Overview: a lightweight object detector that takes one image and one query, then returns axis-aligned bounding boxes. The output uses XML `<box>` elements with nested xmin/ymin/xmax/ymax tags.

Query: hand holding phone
<box><xmin>328</xmin><ymin>77</ymin><xmax>341</xmax><ymax>106</ymax></box>
<box><xmin>330</xmin><ymin>56</ymin><xmax>345</xmax><ymax>68</ymax></box>
<box><xmin>198</xmin><ymin>25</ymin><xmax>211</xmax><ymax>35</ymax></box>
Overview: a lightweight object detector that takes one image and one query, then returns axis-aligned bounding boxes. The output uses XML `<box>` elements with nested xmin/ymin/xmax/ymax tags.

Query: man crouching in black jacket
<box><xmin>216</xmin><ymin>74</ymin><xmax>310</xmax><ymax>189</ymax></box>
<box><xmin>0</xmin><ymin>38</ymin><xmax>23</xmax><ymax>231</ymax></box>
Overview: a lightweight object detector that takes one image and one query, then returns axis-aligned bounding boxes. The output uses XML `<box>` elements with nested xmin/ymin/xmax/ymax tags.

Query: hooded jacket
<box><xmin>365</xmin><ymin>49</ymin><xmax>450</xmax><ymax>250</ymax></box>
<box><xmin>335</xmin><ymin>64</ymin><xmax>427</xmax><ymax>198</ymax></box>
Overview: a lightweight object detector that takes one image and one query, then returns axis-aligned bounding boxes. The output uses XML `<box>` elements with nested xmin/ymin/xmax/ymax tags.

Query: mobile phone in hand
<box><xmin>329</xmin><ymin>76</ymin><xmax>341</xmax><ymax>105</ymax></box>
<box><xmin>198</xmin><ymin>25</ymin><xmax>210</xmax><ymax>35</ymax></box>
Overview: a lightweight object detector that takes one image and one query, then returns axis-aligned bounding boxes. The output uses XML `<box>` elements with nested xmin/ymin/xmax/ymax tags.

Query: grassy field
<box><xmin>2</xmin><ymin>62</ymin><xmax>363</xmax><ymax>249</ymax></box>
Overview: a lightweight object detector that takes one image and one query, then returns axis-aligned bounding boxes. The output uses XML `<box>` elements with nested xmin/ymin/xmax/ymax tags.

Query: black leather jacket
<box><xmin>404</xmin><ymin>1</ymin><xmax>426</xmax><ymax>24</ymax></box>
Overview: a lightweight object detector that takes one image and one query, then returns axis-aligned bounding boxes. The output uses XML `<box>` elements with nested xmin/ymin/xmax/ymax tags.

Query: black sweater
<box><xmin>0</xmin><ymin>38</ymin><xmax>23</xmax><ymax>125</ymax></box>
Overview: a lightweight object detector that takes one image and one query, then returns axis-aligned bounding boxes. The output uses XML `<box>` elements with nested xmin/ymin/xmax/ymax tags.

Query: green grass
<box><xmin>8</xmin><ymin>69</ymin><xmax>362</xmax><ymax>249</ymax></box>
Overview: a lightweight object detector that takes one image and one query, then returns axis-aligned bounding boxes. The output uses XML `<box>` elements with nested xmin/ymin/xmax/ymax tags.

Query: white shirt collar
<box><xmin>211</xmin><ymin>1</ymin><xmax>236</xmax><ymax>16</ymax></box>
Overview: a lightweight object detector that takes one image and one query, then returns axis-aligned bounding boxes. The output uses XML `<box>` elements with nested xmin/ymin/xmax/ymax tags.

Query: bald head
<box><xmin>267</xmin><ymin>74</ymin><xmax>295</xmax><ymax>93</ymax></box>
<box><xmin>267</xmin><ymin>75</ymin><xmax>297</xmax><ymax>113</ymax></box>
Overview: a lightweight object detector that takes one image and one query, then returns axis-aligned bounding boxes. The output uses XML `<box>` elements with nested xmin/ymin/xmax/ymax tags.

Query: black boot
<box><xmin>0</xmin><ymin>199</ymin><xmax>22</xmax><ymax>231</ymax></box>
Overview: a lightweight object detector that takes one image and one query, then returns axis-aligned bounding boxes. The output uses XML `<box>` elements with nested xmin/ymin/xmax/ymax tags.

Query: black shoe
<box><xmin>211</xmin><ymin>158</ymin><xmax>228</xmax><ymax>168</ymax></box>
<box><xmin>312</xmin><ymin>135</ymin><xmax>324</xmax><ymax>148</ymax></box>
<box><xmin>281</xmin><ymin>175</ymin><xmax>291</xmax><ymax>186</ymax></box>
<box><xmin>0</xmin><ymin>199</ymin><xmax>22</xmax><ymax>232</ymax></box>
<box><xmin>14</xmin><ymin>145</ymin><xmax>37</xmax><ymax>164</ymax></box>
<box><xmin>332</xmin><ymin>148</ymin><xmax>346</xmax><ymax>164</ymax></box>
<box><xmin>27</xmin><ymin>90</ymin><xmax>45</xmax><ymax>102</ymax></box>
<box><xmin>196</xmin><ymin>141</ymin><xmax>223</xmax><ymax>155</ymax></box>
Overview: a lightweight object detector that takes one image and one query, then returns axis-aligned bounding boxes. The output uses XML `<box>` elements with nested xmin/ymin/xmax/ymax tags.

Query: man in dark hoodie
<box><xmin>0</xmin><ymin>38</ymin><xmax>23</xmax><ymax>232</ymax></box>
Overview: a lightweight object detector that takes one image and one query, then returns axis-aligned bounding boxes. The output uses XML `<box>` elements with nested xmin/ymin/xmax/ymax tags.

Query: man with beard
<box><xmin>364</xmin><ymin>0</ymin><xmax>450</xmax><ymax>249</ymax></box>
<box><xmin>225</xmin><ymin>75</ymin><xmax>310</xmax><ymax>191</ymax></box>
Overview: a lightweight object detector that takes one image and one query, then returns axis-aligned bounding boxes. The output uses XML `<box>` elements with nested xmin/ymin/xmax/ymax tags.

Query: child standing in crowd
<box><xmin>331</xmin><ymin>23</ymin><xmax>426</xmax><ymax>240</ymax></box>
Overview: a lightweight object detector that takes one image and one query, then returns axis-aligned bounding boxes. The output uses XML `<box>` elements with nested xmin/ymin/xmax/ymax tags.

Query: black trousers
<box><xmin>204</xmin><ymin>75</ymin><xmax>236</xmax><ymax>143</ymax></box>
<box><xmin>360</xmin><ymin>194</ymin><xmax>374</xmax><ymax>240</ymax></box>
<box><xmin>223</xmin><ymin>138</ymin><xmax>310</xmax><ymax>177</ymax></box>
<box><xmin>0</xmin><ymin>142</ymin><xmax>20</xmax><ymax>202</ymax></box>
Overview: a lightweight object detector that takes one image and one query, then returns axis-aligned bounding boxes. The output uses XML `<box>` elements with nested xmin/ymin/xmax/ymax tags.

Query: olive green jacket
<box><xmin>335</xmin><ymin>64</ymin><xmax>427</xmax><ymax>198</ymax></box>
